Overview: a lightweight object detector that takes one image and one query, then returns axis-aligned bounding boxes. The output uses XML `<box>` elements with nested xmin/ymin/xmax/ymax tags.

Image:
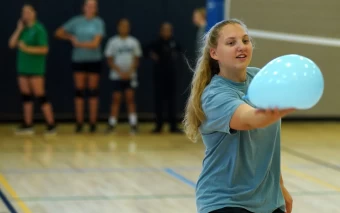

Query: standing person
<box><xmin>8</xmin><ymin>4</ymin><xmax>56</xmax><ymax>135</ymax></box>
<box><xmin>192</xmin><ymin>8</ymin><xmax>207</xmax><ymax>55</ymax></box>
<box><xmin>55</xmin><ymin>0</ymin><xmax>105</xmax><ymax>133</ymax></box>
<box><xmin>148</xmin><ymin>22</ymin><xmax>182</xmax><ymax>133</ymax></box>
<box><xmin>104</xmin><ymin>18</ymin><xmax>142</xmax><ymax>134</ymax></box>
<box><xmin>183</xmin><ymin>19</ymin><xmax>294</xmax><ymax>213</ymax></box>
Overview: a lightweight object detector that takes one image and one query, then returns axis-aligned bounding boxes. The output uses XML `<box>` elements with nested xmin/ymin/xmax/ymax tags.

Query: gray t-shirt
<box><xmin>104</xmin><ymin>35</ymin><xmax>142</xmax><ymax>81</ymax></box>
<box><xmin>63</xmin><ymin>15</ymin><xmax>105</xmax><ymax>62</ymax></box>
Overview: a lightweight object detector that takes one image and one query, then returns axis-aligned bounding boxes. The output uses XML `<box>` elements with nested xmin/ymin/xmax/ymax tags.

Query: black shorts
<box><xmin>18</xmin><ymin>73</ymin><xmax>44</xmax><ymax>77</ymax></box>
<box><xmin>72</xmin><ymin>61</ymin><xmax>102</xmax><ymax>73</ymax></box>
<box><xmin>111</xmin><ymin>80</ymin><xmax>136</xmax><ymax>92</ymax></box>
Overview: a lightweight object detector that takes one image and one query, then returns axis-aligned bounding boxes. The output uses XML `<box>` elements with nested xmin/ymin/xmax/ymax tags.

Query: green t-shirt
<box><xmin>17</xmin><ymin>21</ymin><xmax>48</xmax><ymax>75</ymax></box>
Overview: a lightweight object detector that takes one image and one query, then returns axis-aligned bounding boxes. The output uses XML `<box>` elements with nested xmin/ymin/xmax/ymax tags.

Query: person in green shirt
<box><xmin>8</xmin><ymin>4</ymin><xmax>56</xmax><ymax>135</ymax></box>
<box><xmin>55</xmin><ymin>0</ymin><xmax>105</xmax><ymax>133</ymax></box>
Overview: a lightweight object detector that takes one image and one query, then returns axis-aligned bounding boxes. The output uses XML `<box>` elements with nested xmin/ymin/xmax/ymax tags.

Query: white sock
<box><xmin>129</xmin><ymin>113</ymin><xmax>137</xmax><ymax>126</ymax></box>
<box><xmin>109</xmin><ymin>117</ymin><xmax>117</xmax><ymax>126</ymax></box>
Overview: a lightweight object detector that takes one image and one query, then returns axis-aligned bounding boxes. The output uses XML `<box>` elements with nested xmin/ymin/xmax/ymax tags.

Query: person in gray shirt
<box><xmin>104</xmin><ymin>18</ymin><xmax>142</xmax><ymax>135</ymax></box>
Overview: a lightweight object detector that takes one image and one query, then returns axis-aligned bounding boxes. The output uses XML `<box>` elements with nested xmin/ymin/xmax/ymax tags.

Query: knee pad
<box><xmin>88</xmin><ymin>89</ymin><xmax>99</xmax><ymax>97</ymax></box>
<box><xmin>75</xmin><ymin>89</ymin><xmax>85</xmax><ymax>98</ymax></box>
<box><xmin>21</xmin><ymin>94</ymin><xmax>33</xmax><ymax>103</ymax></box>
<box><xmin>37</xmin><ymin>96</ymin><xmax>48</xmax><ymax>106</ymax></box>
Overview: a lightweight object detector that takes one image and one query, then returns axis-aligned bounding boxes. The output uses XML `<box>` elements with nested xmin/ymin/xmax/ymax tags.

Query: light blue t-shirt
<box><xmin>63</xmin><ymin>15</ymin><xmax>105</xmax><ymax>62</ymax></box>
<box><xmin>196</xmin><ymin>67</ymin><xmax>285</xmax><ymax>213</ymax></box>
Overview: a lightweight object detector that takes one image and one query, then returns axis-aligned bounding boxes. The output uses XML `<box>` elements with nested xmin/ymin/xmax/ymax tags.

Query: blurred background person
<box><xmin>8</xmin><ymin>4</ymin><xmax>56</xmax><ymax>135</ymax></box>
<box><xmin>147</xmin><ymin>22</ymin><xmax>182</xmax><ymax>134</ymax></box>
<box><xmin>192</xmin><ymin>8</ymin><xmax>207</xmax><ymax>56</ymax></box>
<box><xmin>104</xmin><ymin>18</ymin><xmax>142</xmax><ymax>134</ymax></box>
<box><xmin>55</xmin><ymin>0</ymin><xmax>105</xmax><ymax>133</ymax></box>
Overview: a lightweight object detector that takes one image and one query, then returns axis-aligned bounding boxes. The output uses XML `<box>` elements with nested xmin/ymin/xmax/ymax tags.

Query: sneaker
<box><xmin>105</xmin><ymin>124</ymin><xmax>116</xmax><ymax>134</ymax></box>
<box><xmin>130</xmin><ymin>125</ymin><xmax>138</xmax><ymax>135</ymax></box>
<box><xmin>75</xmin><ymin>123</ymin><xmax>84</xmax><ymax>133</ymax></box>
<box><xmin>89</xmin><ymin>124</ymin><xmax>97</xmax><ymax>133</ymax></box>
<box><xmin>45</xmin><ymin>124</ymin><xmax>57</xmax><ymax>135</ymax></box>
<box><xmin>15</xmin><ymin>123</ymin><xmax>34</xmax><ymax>135</ymax></box>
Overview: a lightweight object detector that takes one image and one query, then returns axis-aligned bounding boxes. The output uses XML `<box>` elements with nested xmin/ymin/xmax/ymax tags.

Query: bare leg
<box><xmin>88</xmin><ymin>73</ymin><xmax>100</xmax><ymax>125</ymax></box>
<box><xmin>18</xmin><ymin>76</ymin><xmax>33</xmax><ymax>126</ymax></box>
<box><xmin>73</xmin><ymin>72</ymin><xmax>87</xmax><ymax>125</ymax></box>
<box><xmin>30</xmin><ymin>76</ymin><xmax>55</xmax><ymax>126</ymax></box>
<box><xmin>125</xmin><ymin>88</ymin><xmax>137</xmax><ymax>134</ymax></box>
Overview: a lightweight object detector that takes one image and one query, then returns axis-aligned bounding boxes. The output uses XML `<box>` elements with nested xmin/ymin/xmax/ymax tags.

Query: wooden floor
<box><xmin>0</xmin><ymin>122</ymin><xmax>339</xmax><ymax>213</ymax></box>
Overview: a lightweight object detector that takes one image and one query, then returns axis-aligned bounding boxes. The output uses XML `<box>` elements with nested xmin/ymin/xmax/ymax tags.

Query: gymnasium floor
<box><xmin>0</xmin><ymin>122</ymin><xmax>339</xmax><ymax>213</ymax></box>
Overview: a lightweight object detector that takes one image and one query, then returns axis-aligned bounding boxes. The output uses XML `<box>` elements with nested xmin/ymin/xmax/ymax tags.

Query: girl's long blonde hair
<box><xmin>183</xmin><ymin>19</ymin><xmax>249</xmax><ymax>143</ymax></box>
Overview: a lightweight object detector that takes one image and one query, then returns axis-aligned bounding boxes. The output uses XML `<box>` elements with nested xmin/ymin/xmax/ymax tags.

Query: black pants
<box><xmin>153</xmin><ymin>71</ymin><xmax>177</xmax><ymax>130</ymax></box>
<box><xmin>210</xmin><ymin>207</ymin><xmax>284</xmax><ymax>213</ymax></box>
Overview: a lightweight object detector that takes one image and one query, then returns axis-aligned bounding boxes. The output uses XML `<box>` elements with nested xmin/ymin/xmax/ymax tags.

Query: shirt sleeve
<box><xmin>201</xmin><ymin>90</ymin><xmax>245</xmax><ymax>134</ymax></box>
<box><xmin>148</xmin><ymin>41</ymin><xmax>158</xmax><ymax>55</ymax></box>
<box><xmin>104</xmin><ymin>38</ymin><xmax>114</xmax><ymax>57</ymax></box>
<box><xmin>62</xmin><ymin>17</ymin><xmax>77</xmax><ymax>34</ymax></box>
<box><xmin>96</xmin><ymin>19</ymin><xmax>105</xmax><ymax>37</ymax></box>
<box><xmin>36</xmin><ymin>26</ymin><xmax>48</xmax><ymax>46</ymax></box>
<box><xmin>133</xmin><ymin>39</ymin><xmax>142</xmax><ymax>57</ymax></box>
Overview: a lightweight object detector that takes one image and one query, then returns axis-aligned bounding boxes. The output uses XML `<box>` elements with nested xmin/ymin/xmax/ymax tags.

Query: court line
<box><xmin>166</xmin><ymin>167</ymin><xmax>340</xmax><ymax>195</ymax></box>
<box><xmin>2</xmin><ymin>163</ymin><xmax>333</xmax><ymax>175</ymax></box>
<box><xmin>11</xmin><ymin>194</ymin><xmax>195</xmax><ymax>202</ymax></box>
<box><xmin>0</xmin><ymin>174</ymin><xmax>32</xmax><ymax>213</ymax></box>
<box><xmin>10</xmin><ymin>191</ymin><xmax>340</xmax><ymax>203</ymax></box>
<box><xmin>1</xmin><ymin>166</ymin><xmax>202</xmax><ymax>175</ymax></box>
<box><xmin>282</xmin><ymin>146</ymin><xmax>340</xmax><ymax>173</ymax></box>
<box><xmin>1</xmin><ymin>168</ymin><xmax>160</xmax><ymax>174</ymax></box>
<box><xmin>163</xmin><ymin>168</ymin><xmax>196</xmax><ymax>188</ymax></box>
<box><xmin>0</xmin><ymin>187</ymin><xmax>17</xmax><ymax>213</ymax></box>
<box><xmin>282</xmin><ymin>165</ymin><xmax>340</xmax><ymax>192</ymax></box>
<box><xmin>248</xmin><ymin>29</ymin><xmax>340</xmax><ymax>47</ymax></box>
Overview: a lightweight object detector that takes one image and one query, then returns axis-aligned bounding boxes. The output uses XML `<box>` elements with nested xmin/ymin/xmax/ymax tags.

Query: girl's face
<box><xmin>210</xmin><ymin>24</ymin><xmax>253</xmax><ymax>73</ymax></box>
<box><xmin>118</xmin><ymin>20</ymin><xmax>130</xmax><ymax>36</ymax></box>
<box><xmin>22</xmin><ymin>5</ymin><xmax>36</xmax><ymax>23</ymax></box>
<box><xmin>192</xmin><ymin>11</ymin><xmax>203</xmax><ymax>26</ymax></box>
<box><xmin>84</xmin><ymin>0</ymin><xmax>97</xmax><ymax>17</ymax></box>
<box><xmin>160</xmin><ymin>23</ymin><xmax>172</xmax><ymax>39</ymax></box>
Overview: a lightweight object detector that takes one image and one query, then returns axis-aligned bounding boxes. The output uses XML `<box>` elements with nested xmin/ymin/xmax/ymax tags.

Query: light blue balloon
<box><xmin>247</xmin><ymin>54</ymin><xmax>324</xmax><ymax>109</ymax></box>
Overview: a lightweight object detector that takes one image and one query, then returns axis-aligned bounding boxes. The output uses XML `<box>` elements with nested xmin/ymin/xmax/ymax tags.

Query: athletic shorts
<box><xmin>72</xmin><ymin>61</ymin><xmax>102</xmax><ymax>73</ymax></box>
<box><xmin>111</xmin><ymin>80</ymin><xmax>137</xmax><ymax>92</ymax></box>
<box><xmin>18</xmin><ymin>73</ymin><xmax>44</xmax><ymax>77</ymax></box>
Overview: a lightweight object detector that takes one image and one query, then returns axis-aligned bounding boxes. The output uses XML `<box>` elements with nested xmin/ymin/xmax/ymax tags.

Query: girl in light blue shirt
<box><xmin>183</xmin><ymin>19</ymin><xmax>295</xmax><ymax>213</ymax></box>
